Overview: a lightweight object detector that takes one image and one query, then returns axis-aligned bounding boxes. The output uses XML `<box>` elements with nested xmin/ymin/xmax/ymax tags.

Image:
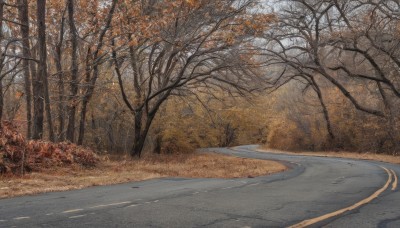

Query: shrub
<box><xmin>0</xmin><ymin>121</ymin><xmax>98</xmax><ymax>174</ymax></box>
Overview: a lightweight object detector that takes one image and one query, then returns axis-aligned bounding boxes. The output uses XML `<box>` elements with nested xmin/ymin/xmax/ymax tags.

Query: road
<box><xmin>0</xmin><ymin>145</ymin><xmax>399</xmax><ymax>228</ymax></box>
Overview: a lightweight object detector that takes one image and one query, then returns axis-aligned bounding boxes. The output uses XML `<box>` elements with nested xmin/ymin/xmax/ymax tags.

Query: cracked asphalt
<box><xmin>0</xmin><ymin>145</ymin><xmax>399</xmax><ymax>227</ymax></box>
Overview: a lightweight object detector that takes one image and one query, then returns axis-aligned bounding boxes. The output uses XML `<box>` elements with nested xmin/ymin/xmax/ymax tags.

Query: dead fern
<box><xmin>0</xmin><ymin>121</ymin><xmax>98</xmax><ymax>175</ymax></box>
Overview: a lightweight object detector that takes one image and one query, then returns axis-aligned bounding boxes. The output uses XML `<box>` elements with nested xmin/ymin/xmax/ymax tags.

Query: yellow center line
<box><xmin>390</xmin><ymin>169</ymin><xmax>398</xmax><ymax>191</ymax></box>
<box><xmin>289</xmin><ymin>167</ymin><xmax>392</xmax><ymax>228</ymax></box>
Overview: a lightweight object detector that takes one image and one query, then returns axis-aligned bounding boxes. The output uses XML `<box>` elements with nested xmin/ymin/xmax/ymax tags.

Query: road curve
<box><xmin>0</xmin><ymin>145</ymin><xmax>399</xmax><ymax>228</ymax></box>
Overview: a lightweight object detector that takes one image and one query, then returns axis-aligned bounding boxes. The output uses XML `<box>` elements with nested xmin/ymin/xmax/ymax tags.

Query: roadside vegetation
<box><xmin>1</xmin><ymin>0</ymin><xmax>400</xmax><ymax>197</ymax></box>
<box><xmin>0</xmin><ymin>121</ymin><xmax>285</xmax><ymax>198</ymax></box>
<box><xmin>0</xmin><ymin>152</ymin><xmax>285</xmax><ymax>199</ymax></box>
<box><xmin>258</xmin><ymin>148</ymin><xmax>400</xmax><ymax>165</ymax></box>
<box><xmin>0</xmin><ymin>121</ymin><xmax>98</xmax><ymax>175</ymax></box>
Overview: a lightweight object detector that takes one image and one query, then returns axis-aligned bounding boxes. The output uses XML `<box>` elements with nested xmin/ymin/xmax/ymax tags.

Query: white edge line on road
<box><xmin>13</xmin><ymin>217</ymin><xmax>30</xmax><ymax>220</ymax></box>
<box><xmin>62</xmin><ymin>209</ymin><xmax>84</xmax><ymax>214</ymax></box>
<box><xmin>126</xmin><ymin>204</ymin><xmax>139</xmax><ymax>207</ymax></box>
<box><xmin>88</xmin><ymin>204</ymin><xmax>107</xmax><ymax>209</ymax></box>
<box><xmin>89</xmin><ymin>201</ymin><xmax>132</xmax><ymax>209</ymax></box>
<box><xmin>69</xmin><ymin>214</ymin><xmax>87</xmax><ymax>219</ymax></box>
<box><xmin>0</xmin><ymin>220</ymin><xmax>7</xmax><ymax>222</ymax></box>
<box><xmin>289</xmin><ymin>166</ymin><xmax>393</xmax><ymax>228</ymax></box>
<box><xmin>101</xmin><ymin>201</ymin><xmax>132</xmax><ymax>206</ymax></box>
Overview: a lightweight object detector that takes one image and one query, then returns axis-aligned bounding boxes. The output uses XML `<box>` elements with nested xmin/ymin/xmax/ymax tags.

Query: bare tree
<box><xmin>77</xmin><ymin>0</ymin><xmax>118</xmax><ymax>145</ymax></box>
<box><xmin>112</xmin><ymin>0</ymin><xmax>265</xmax><ymax>157</ymax></box>
<box><xmin>0</xmin><ymin>1</ymin><xmax>22</xmax><ymax>122</ymax></box>
<box><xmin>263</xmin><ymin>0</ymin><xmax>400</xmax><ymax>151</ymax></box>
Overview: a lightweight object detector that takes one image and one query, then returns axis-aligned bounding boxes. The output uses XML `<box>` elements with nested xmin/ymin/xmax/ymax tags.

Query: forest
<box><xmin>0</xmin><ymin>0</ymin><xmax>399</xmax><ymax>165</ymax></box>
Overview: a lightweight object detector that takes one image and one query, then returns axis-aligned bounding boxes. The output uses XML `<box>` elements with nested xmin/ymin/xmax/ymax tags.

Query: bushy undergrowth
<box><xmin>265</xmin><ymin>84</ymin><xmax>400</xmax><ymax>155</ymax></box>
<box><xmin>0</xmin><ymin>122</ymin><xmax>98</xmax><ymax>174</ymax></box>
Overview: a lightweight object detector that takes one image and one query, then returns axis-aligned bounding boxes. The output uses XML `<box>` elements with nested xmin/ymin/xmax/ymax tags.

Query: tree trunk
<box><xmin>131</xmin><ymin>111</ymin><xmax>144</xmax><ymax>157</ymax></box>
<box><xmin>76</xmin><ymin>50</ymin><xmax>92</xmax><ymax>145</ymax></box>
<box><xmin>30</xmin><ymin>44</ymin><xmax>38</xmax><ymax>119</ymax></box>
<box><xmin>0</xmin><ymin>80</ymin><xmax>3</xmax><ymax>122</ymax></box>
<box><xmin>311</xmin><ymin>78</ymin><xmax>335</xmax><ymax>141</ymax></box>
<box><xmin>32</xmin><ymin>0</ymin><xmax>46</xmax><ymax>139</ymax></box>
<box><xmin>18</xmin><ymin>0</ymin><xmax>32</xmax><ymax>139</ymax></box>
<box><xmin>377</xmin><ymin>83</ymin><xmax>400</xmax><ymax>154</ymax></box>
<box><xmin>66</xmin><ymin>0</ymin><xmax>79</xmax><ymax>143</ymax></box>
<box><xmin>0</xmin><ymin>0</ymin><xmax>4</xmax><ymax>122</ymax></box>
<box><xmin>36</xmin><ymin>0</ymin><xmax>55</xmax><ymax>141</ymax></box>
<box><xmin>316</xmin><ymin>92</ymin><xmax>335</xmax><ymax>141</ymax></box>
<box><xmin>132</xmin><ymin>136</ymin><xmax>146</xmax><ymax>157</ymax></box>
<box><xmin>55</xmin><ymin>13</ymin><xmax>66</xmax><ymax>141</ymax></box>
<box><xmin>131</xmin><ymin>113</ymin><xmax>156</xmax><ymax>157</ymax></box>
<box><xmin>77</xmin><ymin>98</ymin><xmax>88</xmax><ymax>145</ymax></box>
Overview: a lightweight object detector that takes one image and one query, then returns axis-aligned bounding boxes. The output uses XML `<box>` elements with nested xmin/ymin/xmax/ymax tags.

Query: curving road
<box><xmin>0</xmin><ymin>145</ymin><xmax>399</xmax><ymax>228</ymax></box>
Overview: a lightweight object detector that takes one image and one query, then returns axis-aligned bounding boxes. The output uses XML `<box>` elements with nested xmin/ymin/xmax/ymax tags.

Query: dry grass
<box><xmin>0</xmin><ymin>152</ymin><xmax>286</xmax><ymax>199</ymax></box>
<box><xmin>258</xmin><ymin>147</ymin><xmax>400</xmax><ymax>165</ymax></box>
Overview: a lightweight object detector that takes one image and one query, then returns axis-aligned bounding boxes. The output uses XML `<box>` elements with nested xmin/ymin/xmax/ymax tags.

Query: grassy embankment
<box><xmin>1</xmin><ymin>152</ymin><xmax>286</xmax><ymax>199</ymax></box>
<box><xmin>259</xmin><ymin>147</ymin><xmax>400</xmax><ymax>164</ymax></box>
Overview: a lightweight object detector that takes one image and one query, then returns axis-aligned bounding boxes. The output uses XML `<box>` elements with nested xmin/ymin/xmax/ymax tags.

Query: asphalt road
<box><xmin>0</xmin><ymin>145</ymin><xmax>399</xmax><ymax>228</ymax></box>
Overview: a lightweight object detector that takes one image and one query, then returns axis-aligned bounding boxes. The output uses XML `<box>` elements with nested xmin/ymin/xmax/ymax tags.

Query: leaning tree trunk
<box><xmin>311</xmin><ymin>77</ymin><xmax>335</xmax><ymax>141</ymax></box>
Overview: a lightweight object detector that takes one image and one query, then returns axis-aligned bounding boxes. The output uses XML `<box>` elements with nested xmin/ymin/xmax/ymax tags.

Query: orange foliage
<box><xmin>0</xmin><ymin>122</ymin><xmax>98</xmax><ymax>175</ymax></box>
